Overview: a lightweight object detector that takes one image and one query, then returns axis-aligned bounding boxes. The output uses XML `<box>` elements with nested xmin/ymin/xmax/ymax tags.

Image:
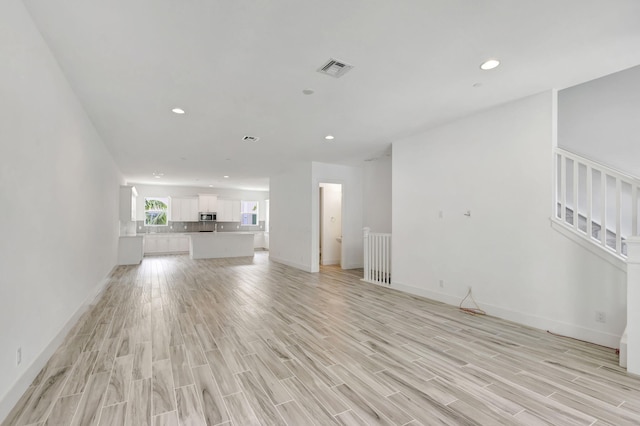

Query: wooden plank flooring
<box><xmin>3</xmin><ymin>252</ymin><xmax>640</xmax><ymax>425</ymax></box>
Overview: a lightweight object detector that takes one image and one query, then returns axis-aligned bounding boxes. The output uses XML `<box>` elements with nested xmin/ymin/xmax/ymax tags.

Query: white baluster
<box><xmin>601</xmin><ymin>172</ymin><xmax>607</xmax><ymax>247</ymax></box>
<box><xmin>633</xmin><ymin>185</ymin><xmax>638</xmax><ymax>237</ymax></box>
<box><xmin>616</xmin><ymin>178</ymin><xmax>622</xmax><ymax>255</ymax></box>
<box><xmin>363</xmin><ymin>227</ymin><xmax>370</xmax><ymax>282</ymax></box>
<box><xmin>560</xmin><ymin>154</ymin><xmax>566</xmax><ymax>222</ymax></box>
<box><xmin>573</xmin><ymin>159</ymin><xmax>579</xmax><ymax>230</ymax></box>
<box><xmin>586</xmin><ymin>165</ymin><xmax>593</xmax><ymax>239</ymax></box>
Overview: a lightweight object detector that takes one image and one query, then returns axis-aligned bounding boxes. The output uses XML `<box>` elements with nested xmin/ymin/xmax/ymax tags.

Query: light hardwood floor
<box><xmin>3</xmin><ymin>252</ymin><xmax>640</xmax><ymax>425</ymax></box>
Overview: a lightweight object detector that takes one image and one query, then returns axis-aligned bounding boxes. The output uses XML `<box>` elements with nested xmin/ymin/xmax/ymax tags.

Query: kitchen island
<box><xmin>189</xmin><ymin>232</ymin><xmax>254</xmax><ymax>259</ymax></box>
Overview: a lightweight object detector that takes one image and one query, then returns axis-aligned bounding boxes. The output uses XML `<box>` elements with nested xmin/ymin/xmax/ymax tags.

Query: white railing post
<box><xmin>363</xmin><ymin>227</ymin><xmax>370</xmax><ymax>282</ymax></box>
<box><xmin>625</xmin><ymin>237</ymin><xmax>640</xmax><ymax>375</ymax></box>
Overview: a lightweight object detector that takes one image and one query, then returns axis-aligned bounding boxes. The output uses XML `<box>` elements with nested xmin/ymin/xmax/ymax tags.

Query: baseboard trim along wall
<box><xmin>269</xmin><ymin>256</ymin><xmax>314</xmax><ymax>273</ymax></box>
<box><xmin>389</xmin><ymin>280</ymin><xmax>622</xmax><ymax>349</ymax></box>
<box><xmin>0</xmin><ymin>269</ymin><xmax>114</xmax><ymax>423</ymax></box>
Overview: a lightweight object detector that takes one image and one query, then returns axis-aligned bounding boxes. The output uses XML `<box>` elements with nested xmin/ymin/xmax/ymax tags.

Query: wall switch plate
<box><xmin>595</xmin><ymin>311</ymin><xmax>606</xmax><ymax>323</ymax></box>
<box><xmin>17</xmin><ymin>347</ymin><xmax>21</xmax><ymax>365</ymax></box>
<box><xmin>439</xmin><ymin>280</ymin><xmax>444</xmax><ymax>288</ymax></box>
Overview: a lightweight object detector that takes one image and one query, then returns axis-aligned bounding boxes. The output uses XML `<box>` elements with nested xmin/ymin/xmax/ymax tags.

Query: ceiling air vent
<box><xmin>317</xmin><ymin>58</ymin><xmax>354</xmax><ymax>78</ymax></box>
<box><xmin>242</xmin><ymin>135</ymin><xmax>260</xmax><ymax>142</ymax></box>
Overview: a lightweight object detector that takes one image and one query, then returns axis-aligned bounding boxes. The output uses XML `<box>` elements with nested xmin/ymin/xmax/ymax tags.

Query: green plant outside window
<box><xmin>145</xmin><ymin>197</ymin><xmax>168</xmax><ymax>226</ymax></box>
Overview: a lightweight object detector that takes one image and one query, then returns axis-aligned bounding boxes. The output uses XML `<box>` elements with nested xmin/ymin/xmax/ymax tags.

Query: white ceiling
<box><xmin>22</xmin><ymin>0</ymin><xmax>640</xmax><ymax>190</ymax></box>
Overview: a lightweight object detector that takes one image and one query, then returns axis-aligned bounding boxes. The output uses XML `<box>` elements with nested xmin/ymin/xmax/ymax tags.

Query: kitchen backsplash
<box><xmin>135</xmin><ymin>220</ymin><xmax>266</xmax><ymax>234</ymax></box>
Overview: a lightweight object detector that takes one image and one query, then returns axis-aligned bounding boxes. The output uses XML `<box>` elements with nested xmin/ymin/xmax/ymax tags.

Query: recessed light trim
<box><xmin>172</xmin><ymin>108</ymin><xmax>185</xmax><ymax>114</ymax></box>
<box><xmin>223</xmin><ymin>175</ymin><xmax>229</xmax><ymax>179</ymax></box>
<box><xmin>325</xmin><ymin>135</ymin><xmax>335</xmax><ymax>140</ymax></box>
<box><xmin>480</xmin><ymin>59</ymin><xmax>500</xmax><ymax>70</ymax></box>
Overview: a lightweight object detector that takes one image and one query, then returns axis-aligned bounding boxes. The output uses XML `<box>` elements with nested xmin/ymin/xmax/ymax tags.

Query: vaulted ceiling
<box><xmin>23</xmin><ymin>0</ymin><xmax>640</xmax><ymax>190</ymax></box>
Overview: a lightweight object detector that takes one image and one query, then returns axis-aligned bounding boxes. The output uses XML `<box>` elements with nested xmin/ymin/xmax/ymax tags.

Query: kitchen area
<box><xmin>117</xmin><ymin>184</ymin><xmax>269</xmax><ymax>265</ymax></box>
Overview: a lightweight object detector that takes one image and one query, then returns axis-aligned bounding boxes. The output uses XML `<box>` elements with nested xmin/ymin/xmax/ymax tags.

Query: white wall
<box><xmin>269</xmin><ymin>162</ymin><xmax>363</xmax><ymax>273</ymax></box>
<box><xmin>393</xmin><ymin>91</ymin><xmax>626</xmax><ymax>348</ymax></box>
<box><xmin>363</xmin><ymin>155</ymin><xmax>392</xmax><ymax>233</ymax></box>
<box><xmin>269</xmin><ymin>163</ymin><xmax>314</xmax><ymax>271</ymax></box>
<box><xmin>131</xmin><ymin>183</ymin><xmax>269</xmax><ymax>222</ymax></box>
<box><xmin>320</xmin><ymin>183</ymin><xmax>342</xmax><ymax>266</ymax></box>
<box><xmin>312</xmin><ymin>162</ymin><xmax>364</xmax><ymax>271</ymax></box>
<box><xmin>559</xmin><ymin>65</ymin><xmax>640</xmax><ymax>178</ymax></box>
<box><xmin>0</xmin><ymin>0</ymin><xmax>122</xmax><ymax>420</ymax></box>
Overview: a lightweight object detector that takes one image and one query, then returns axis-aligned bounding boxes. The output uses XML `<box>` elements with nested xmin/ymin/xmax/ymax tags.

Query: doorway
<box><xmin>319</xmin><ymin>183</ymin><xmax>342</xmax><ymax>267</ymax></box>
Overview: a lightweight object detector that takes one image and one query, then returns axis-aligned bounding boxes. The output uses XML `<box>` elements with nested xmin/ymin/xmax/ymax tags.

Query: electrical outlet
<box><xmin>438</xmin><ymin>210</ymin><xmax>443</xmax><ymax>219</ymax></box>
<box><xmin>17</xmin><ymin>347</ymin><xmax>21</xmax><ymax>366</ymax></box>
<box><xmin>595</xmin><ymin>311</ymin><xmax>606</xmax><ymax>323</ymax></box>
<box><xmin>439</xmin><ymin>280</ymin><xmax>444</xmax><ymax>288</ymax></box>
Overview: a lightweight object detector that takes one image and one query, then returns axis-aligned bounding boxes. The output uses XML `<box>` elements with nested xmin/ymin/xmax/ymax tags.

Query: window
<box><xmin>240</xmin><ymin>201</ymin><xmax>258</xmax><ymax>226</ymax></box>
<box><xmin>145</xmin><ymin>197</ymin><xmax>168</xmax><ymax>226</ymax></box>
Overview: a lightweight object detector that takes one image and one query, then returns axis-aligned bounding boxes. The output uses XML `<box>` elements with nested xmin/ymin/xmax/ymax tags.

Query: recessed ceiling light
<box><xmin>302</xmin><ymin>89</ymin><xmax>315</xmax><ymax>95</ymax></box>
<box><xmin>154</xmin><ymin>175</ymin><xmax>161</xmax><ymax>179</ymax></box>
<box><xmin>172</xmin><ymin>108</ymin><xmax>185</xmax><ymax>114</ymax></box>
<box><xmin>153</xmin><ymin>172</ymin><xmax>164</xmax><ymax>178</ymax></box>
<box><xmin>325</xmin><ymin>135</ymin><xmax>335</xmax><ymax>140</ymax></box>
<box><xmin>208</xmin><ymin>185</ymin><xmax>213</xmax><ymax>187</ymax></box>
<box><xmin>223</xmin><ymin>175</ymin><xmax>229</xmax><ymax>179</ymax></box>
<box><xmin>480</xmin><ymin>59</ymin><xmax>500</xmax><ymax>70</ymax></box>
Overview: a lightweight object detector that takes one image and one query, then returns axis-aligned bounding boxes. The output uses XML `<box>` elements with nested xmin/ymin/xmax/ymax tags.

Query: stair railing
<box><xmin>363</xmin><ymin>227</ymin><xmax>392</xmax><ymax>285</ymax></box>
<box><xmin>554</xmin><ymin>147</ymin><xmax>639</xmax><ymax>258</ymax></box>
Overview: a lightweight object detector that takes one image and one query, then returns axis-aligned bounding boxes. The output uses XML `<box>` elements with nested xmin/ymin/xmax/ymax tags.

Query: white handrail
<box><xmin>363</xmin><ymin>228</ymin><xmax>392</xmax><ymax>285</ymax></box>
<box><xmin>554</xmin><ymin>148</ymin><xmax>640</xmax><ymax>258</ymax></box>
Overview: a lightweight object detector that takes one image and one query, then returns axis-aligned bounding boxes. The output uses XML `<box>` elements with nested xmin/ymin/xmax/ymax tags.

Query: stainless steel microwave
<box><xmin>199</xmin><ymin>213</ymin><xmax>216</xmax><ymax>221</ymax></box>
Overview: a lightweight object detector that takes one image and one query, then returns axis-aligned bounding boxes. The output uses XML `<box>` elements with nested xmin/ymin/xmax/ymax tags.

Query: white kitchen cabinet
<box><xmin>199</xmin><ymin>194</ymin><xmax>218</xmax><ymax>213</ymax></box>
<box><xmin>217</xmin><ymin>199</ymin><xmax>230</xmax><ymax>222</ymax></box>
<box><xmin>144</xmin><ymin>234</ymin><xmax>190</xmax><ymax>255</ymax></box>
<box><xmin>253</xmin><ymin>232</ymin><xmax>264</xmax><ymax>249</ymax></box>
<box><xmin>217</xmin><ymin>199</ymin><xmax>241</xmax><ymax>222</ymax></box>
<box><xmin>184</xmin><ymin>198</ymin><xmax>199</xmax><ymax>221</ymax></box>
<box><xmin>119</xmin><ymin>186</ymin><xmax>137</xmax><ymax>222</ymax></box>
<box><xmin>231</xmin><ymin>201</ymin><xmax>241</xmax><ymax>222</ymax></box>
<box><xmin>170</xmin><ymin>197</ymin><xmax>199</xmax><ymax>222</ymax></box>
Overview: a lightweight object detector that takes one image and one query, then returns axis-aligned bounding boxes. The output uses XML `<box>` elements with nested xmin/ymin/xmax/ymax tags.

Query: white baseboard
<box><xmin>391</xmin><ymin>281</ymin><xmax>622</xmax><ymax>349</ymax></box>
<box><xmin>341</xmin><ymin>262</ymin><xmax>364</xmax><ymax>270</ymax></box>
<box><xmin>0</xmin><ymin>269</ymin><xmax>114</xmax><ymax>423</ymax></box>
<box><xmin>269</xmin><ymin>255</ymin><xmax>313</xmax><ymax>273</ymax></box>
